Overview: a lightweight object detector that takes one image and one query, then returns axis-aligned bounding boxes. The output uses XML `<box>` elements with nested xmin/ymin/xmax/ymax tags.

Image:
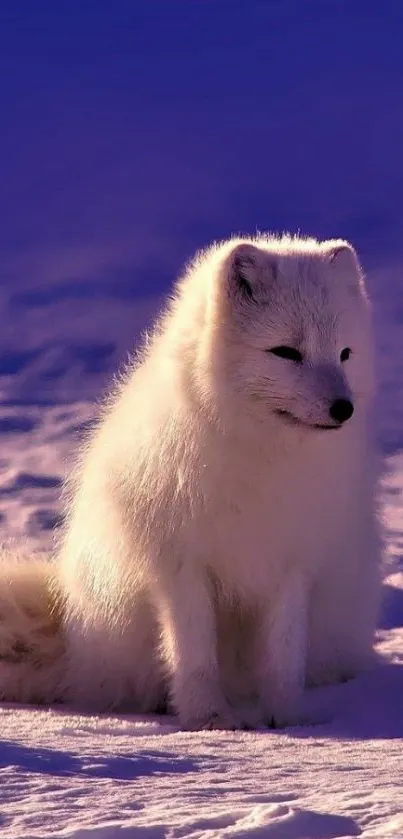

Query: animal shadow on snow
<box><xmin>294</xmin><ymin>657</ymin><xmax>403</xmax><ymax>742</ymax></box>
<box><xmin>0</xmin><ymin>739</ymin><xmax>198</xmax><ymax>781</ymax></box>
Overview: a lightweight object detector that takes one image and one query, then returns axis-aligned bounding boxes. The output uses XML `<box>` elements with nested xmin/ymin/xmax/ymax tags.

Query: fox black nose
<box><xmin>329</xmin><ymin>399</ymin><xmax>354</xmax><ymax>424</ymax></box>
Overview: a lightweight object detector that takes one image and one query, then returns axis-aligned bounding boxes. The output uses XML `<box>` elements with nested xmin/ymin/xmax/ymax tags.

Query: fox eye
<box><xmin>340</xmin><ymin>347</ymin><xmax>351</xmax><ymax>362</ymax></box>
<box><xmin>269</xmin><ymin>346</ymin><xmax>303</xmax><ymax>363</ymax></box>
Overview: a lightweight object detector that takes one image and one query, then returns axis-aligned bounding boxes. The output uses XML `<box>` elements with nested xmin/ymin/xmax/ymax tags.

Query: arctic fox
<box><xmin>0</xmin><ymin>234</ymin><xmax>381</xmax><ymax>730</ymax></box>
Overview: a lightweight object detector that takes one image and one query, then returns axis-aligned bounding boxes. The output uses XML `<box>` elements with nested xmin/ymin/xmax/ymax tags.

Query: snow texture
<box><xmin>1</xmin><ymin>1</ymin><xmax>403</xmax><ymax>836</ymax></box>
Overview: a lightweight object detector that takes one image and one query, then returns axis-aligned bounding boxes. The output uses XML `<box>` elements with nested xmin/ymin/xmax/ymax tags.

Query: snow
<box><xmin>1</xmin><ymin>623</ymin><xmax>403</xmax><ymax>838</ymax></box>
<box><xmin>1</xmin><ymin>2</ymin><xmax>403</xmax><ymax>836</ymax></box>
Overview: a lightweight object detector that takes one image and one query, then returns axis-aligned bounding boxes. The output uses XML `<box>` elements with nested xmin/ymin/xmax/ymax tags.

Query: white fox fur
<box><xmin>0</xmin><ymin>234</ymin><xmax>381</xmax><ymax>729</ymax></box>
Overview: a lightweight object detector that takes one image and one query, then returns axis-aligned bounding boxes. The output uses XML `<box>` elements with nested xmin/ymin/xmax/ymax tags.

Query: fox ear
<box><xmin>327</xmin><ymin>242</ymin><xmax>366</xmax><ymax>296</ymax></box>
<box><xmin>328</xmin><ymin>242</ymin><xmax>358</xmax><ymax>271</ymax></box>
<box><xmin>224</xmin><ymin>242</ymin><xmax>277</xmax><ymax>305</ymax></box>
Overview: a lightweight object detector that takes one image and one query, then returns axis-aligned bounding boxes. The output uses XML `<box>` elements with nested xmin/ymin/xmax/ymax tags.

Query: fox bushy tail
<box><xmin>0</xmin><ymin>551</ymin><xmax>65</xmax><ymax>704</ymax></box>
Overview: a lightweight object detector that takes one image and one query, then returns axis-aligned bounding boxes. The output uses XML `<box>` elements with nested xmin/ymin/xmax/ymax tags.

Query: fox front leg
<box><xmin>256</xmin><ymin>571</ymin><xmax>308</xmax><ymax>728</ymax></box>
<box><xmin>156</xmin><ymin>565</ymin><xmax>250</xmax><ymax>731</ymax></box>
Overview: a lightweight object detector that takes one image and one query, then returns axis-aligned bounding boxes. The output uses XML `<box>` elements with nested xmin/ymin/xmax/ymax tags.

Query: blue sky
<box><xmin>1</xmin><ymin>1</ymin><xmax>402</xmax><ymax>294</ymax></box>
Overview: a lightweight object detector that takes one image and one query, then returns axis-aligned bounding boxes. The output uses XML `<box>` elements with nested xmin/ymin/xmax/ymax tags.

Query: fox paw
<box><xmin>261</xmin><ymin>696</ymin><xmax>305</xmax><ymax>729</ymax></box>
<box><xmin>181</xmin><ymin>707</ymin><xmax>252</xmax><ymax>731</ymax></box>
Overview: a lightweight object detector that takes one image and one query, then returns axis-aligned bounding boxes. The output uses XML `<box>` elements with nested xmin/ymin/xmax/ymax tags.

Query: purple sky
<box><xmin>1</xmin><ymin>1</ymin><xmax>403</xmax><ymax>296</ymax></box>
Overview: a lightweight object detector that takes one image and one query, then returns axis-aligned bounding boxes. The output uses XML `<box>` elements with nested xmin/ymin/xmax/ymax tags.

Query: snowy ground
<box><xmin>0</xmin><ymin>251</ymin><xmax>402</xmax><ymax>838</ymax></box>
<box><xmin>0</xmin><ymin>631</ymin><xmax>402</xmax><ymax>839</ymax></box>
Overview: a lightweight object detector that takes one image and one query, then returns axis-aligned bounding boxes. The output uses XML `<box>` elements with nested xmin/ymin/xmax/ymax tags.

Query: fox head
<box><xmin>192</xmin><ymin>235</ymin><xmax>374</xmax><ymax>435</ymax></box>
